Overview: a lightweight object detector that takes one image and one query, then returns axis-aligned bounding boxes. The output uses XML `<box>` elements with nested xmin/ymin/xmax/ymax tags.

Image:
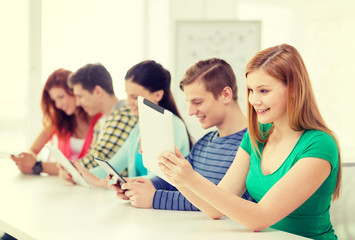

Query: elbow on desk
<box><xmin>227</xmin><ymin>223</ymin><xmax>266</xmax><ymax>233</ymax></box>
<box><xmin>245</xmin><ymin>221</ymin><xmax>269</xmax><ymax>232</ymax></box>
<box><xmin>207</xmin><ymin>214</ymin><xmax>269</xmax><ymax>232</ymax></box>
<box><xmin>205</xmin><ymin>209</ymin><xmax>270</xmax><ymax>232</ymax></box>
<box><xmin>229</xmin><ymin>216</ymin><xmax>269</xmax><ymax>232</ymax></box>
<box><xmin>251</xmin><ymin>225</ymin><xmax>267</xmax><ymax>232</ymax></box>
<box><xmin>206</xmin><ymin>212</ymin><xmax>224</xmax><ymax>220</ymax></box>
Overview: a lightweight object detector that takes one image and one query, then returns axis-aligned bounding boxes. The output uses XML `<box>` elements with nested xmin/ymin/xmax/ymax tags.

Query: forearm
<box><xmin>42</xmin><ymin>162</ymin><xmax>59</xmax><ymax>175</ymax></box>
<box><xmin>151</xmin><ymin>177</ymin><xmax>222</xmax><ymax>212</ymax></box>
<box><xmin>92</xmin><ymin>178</ymin><xmax>109</xmax><ymax>189</ymax></box>
<box><xmin>30</xmin><ymin>126</ymin><xmax>54</xmax><ymax>154</ymax></box>
<box><xmin>175</xmin><ymin>186</ymin><xmax>223</xmax><ymax>216</ymax></box>
<box><xmin>187</xmin><ymin>171</ymin><xmax>267</xmax><ymax>231</ymax></box>
<box><xmin>153</xmin><ymin>189</ymin><xmax>199</xmax><ymax>211</ymax></box>
<box><xmin>151</xmin><ymin>176</ymin><xmax>176</xmax><ymax>190</ymax></box>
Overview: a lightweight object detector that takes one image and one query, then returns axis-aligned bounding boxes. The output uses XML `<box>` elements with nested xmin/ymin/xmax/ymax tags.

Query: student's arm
<box><xmin>41</xmin><ymin>162</ymin><xmax>60</xmax><ymax>175</ymax></box>
<box><xmin>150</xmin><ymin>176</ymin><xmax>175</xmax><ymax>190</ymax></box>
<box><xmin>73</xmin><ymin>161</ymin><xmax>108</xmax><ymax>188</ymax></box>
<box><xmin>160</xmin><ymin>147</ymin><xmax>332</xmax><ymax>231</ymax></box>
<box><xmin>153</xmin><ymin>188</ymin><xmax>200</xmax><ymax>211</ymax></box>
<box><xmin>11</xmin><ymin>126</ymin><xmax>60</xmax><ymax>175</ymax></box>
<box><xmin>158</xmin><ymin>147</ymin><xmax>250</xmax><ymax>215</ymax></box>
<box><xmin>11</xmin><ymin>152</ymin><xmax>59</xmax><ymax>175</ymax></box>
<box><xmin>150</xmin><ymin>176</ymin><xmax>199</xmax><ymax>211</ymax></box>
<box><xmin>119</xmin><ymin>177</ymin><xmax>197</xmax><ymax>210</ymax></box>
<box><xmin>30</xmin><ymin>126</ymin><xmax>60</xmax><ymax>175</ymax></box>
<box><xmin>29</xmin><ymin>125</ymin><xmax>55</xmax><ymax>154</ymax></box>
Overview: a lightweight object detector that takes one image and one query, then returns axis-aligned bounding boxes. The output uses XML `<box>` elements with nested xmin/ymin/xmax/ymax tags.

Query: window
<box><xmin>0</xmin><ymin>0</ymin><xmax>145</xmax><ymax>154</ymax></box>
<box><xmin>0</xmin><ymin>1</ymin><xmax>28</xmax><ymax>153</ymax></box>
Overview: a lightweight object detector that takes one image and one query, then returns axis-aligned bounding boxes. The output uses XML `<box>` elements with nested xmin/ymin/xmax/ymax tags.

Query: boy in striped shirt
<box><xmin>111</xmin><ymin>58</ymin><xmax>253</xmax><ymax>210</ymax></box>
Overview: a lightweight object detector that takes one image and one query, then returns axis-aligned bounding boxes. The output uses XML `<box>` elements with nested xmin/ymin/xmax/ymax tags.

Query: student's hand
<box><xmin>10</xmin><ymin>152</ymin><xmax>37</xmax><ymax>174</ymax></box>
<box><xmin>73</xmin><ymin>161</ymin><xmax>108</xmax><ymax>188</ymax></box>
<box><xmin>57</xmin><ymin>163</ymin><xmax>75</xmax><ymax>185</ymax></box>
<box><xmin>159</xmin><ymin>146</ymin><xmax>194</xmax><ymax>188</ymax></box>
<box><xmin>108</xmin><ymin>177</ymin><xmax>129</xmax><ymax>200</ymax></box>
<box><xmin>122</xmin><ymin>177</ymin><xmax>156</xmax><ymax>208</ymax></box>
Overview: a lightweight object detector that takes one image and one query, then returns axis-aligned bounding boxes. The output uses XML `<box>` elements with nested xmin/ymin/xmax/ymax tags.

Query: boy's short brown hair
<box><xmin>180</xmin><ymin>58</ymin><xmax>238</xmax><ymax>101</ymax></box>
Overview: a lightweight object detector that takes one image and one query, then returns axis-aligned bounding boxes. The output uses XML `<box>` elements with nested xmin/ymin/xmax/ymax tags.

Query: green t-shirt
<box><xmin>240</xmin><ymin>124</ymin><xmax>339</xmax><ymax>240</ymax></box>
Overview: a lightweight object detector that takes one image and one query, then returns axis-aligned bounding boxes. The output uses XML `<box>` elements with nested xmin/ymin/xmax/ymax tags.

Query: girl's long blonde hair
<box><xmin>245</xmin><ymin>44</ymin><xmax>341</xmax><ymax>200</ymax></box>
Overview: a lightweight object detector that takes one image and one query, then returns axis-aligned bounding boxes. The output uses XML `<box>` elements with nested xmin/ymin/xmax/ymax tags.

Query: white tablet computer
<box><xmin>0</xmin><ymin>151</ymin><xmax>12</xmax><ymax>159</ymax></box>
<box><xmin>45</xmin><ymin>144</ymin><xmax>90</xmax><ymax>188</ymax></box>
<box><xmin>138</xmin><ymin>96</ymin><xmax>174</xmax><ymax>183</ymax></box>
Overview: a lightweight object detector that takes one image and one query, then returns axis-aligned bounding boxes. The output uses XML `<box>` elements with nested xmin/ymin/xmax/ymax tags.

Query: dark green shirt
<box><xmin>241</xmin><ymin>124</ymin><xmax>338</xmax><ymax>240</ymax></box>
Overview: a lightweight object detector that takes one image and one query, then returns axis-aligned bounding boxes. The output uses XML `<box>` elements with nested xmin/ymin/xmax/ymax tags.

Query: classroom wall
<box><xmin>146</xmin><ymin>0</ymin><xmax>355</xmax><ymax>161</ymax></box>
<box><xmin>0</xmin><ymin>0</ymin><xmax>354</xmax><ymax>163</ymax></box>
<box><xmin>0</xmin><ymin>1</ymin><xmax>353</xmax><ymax>238</ymax></box>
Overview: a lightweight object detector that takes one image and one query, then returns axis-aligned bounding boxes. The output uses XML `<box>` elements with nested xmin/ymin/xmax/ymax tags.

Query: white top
<box><xmin>69</xmin><ymin>137</ymin><xmax>85</xmax><ymax>160</ymax></box>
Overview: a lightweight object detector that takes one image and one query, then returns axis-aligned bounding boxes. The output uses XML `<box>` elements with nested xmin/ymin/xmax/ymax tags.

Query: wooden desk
<box><xmin>0</xmin><ymin>160</ymin><xmax>308</xmax><ymax>240</ymax></box>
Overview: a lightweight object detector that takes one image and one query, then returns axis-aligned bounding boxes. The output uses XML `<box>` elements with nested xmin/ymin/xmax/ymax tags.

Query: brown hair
<box><xmin>245</xmin><ymin>44</ymin><xmax>341</xmax><ymax>200</ymax></box>
<box><xmin>180</xmin><ymin>58</ymin><xmax>238</xmax><ymax>102</ymax></box>
<box><xmin>41</xmin><ymin>68</ymin><xmax>89</xmax><ymax>139</ymax></box>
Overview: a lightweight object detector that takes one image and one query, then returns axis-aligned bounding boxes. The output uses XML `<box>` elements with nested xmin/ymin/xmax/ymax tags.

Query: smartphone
<box><xmin>94</xmin><ymin>158</ymin><xmax>127</xmax><ymax>186</ymax></box>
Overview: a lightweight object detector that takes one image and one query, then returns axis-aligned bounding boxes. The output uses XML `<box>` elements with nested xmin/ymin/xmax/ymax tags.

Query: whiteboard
<box><xmin>173</xmin><ymin>20</ymin><xmax>261</xmax><ymax>141</ymax></box>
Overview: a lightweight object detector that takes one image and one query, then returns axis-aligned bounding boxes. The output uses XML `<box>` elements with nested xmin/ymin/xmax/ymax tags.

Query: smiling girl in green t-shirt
<box><xmin>158</xmin><ymin>44</ymin><xmax>341</xmax><ymax>240</ymax></box>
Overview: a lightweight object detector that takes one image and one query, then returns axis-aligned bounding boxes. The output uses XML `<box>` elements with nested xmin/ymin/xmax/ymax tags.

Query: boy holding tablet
<box><xmin>111</xmin><ymin>58</ymin><xmax>254</xmax><ymax>210</ymax></box>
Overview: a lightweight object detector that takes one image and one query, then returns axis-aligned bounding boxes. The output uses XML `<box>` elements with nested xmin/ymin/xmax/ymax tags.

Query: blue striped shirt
<box><xmin>151</xmin><ymin>128</ymin><xmax>252</xmax><ymax>211</ymax></box>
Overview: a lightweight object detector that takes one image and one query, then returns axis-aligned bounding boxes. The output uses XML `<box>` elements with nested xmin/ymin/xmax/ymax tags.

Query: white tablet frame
<box><xmin>45</xmin><ymin>144</ymin><xmax>90</xmax><ymax>188</ymax></box>
<box><xmin>138</xmin><ymin>96</ymin><xmax>175</xmax><ymax>183</ymax></box>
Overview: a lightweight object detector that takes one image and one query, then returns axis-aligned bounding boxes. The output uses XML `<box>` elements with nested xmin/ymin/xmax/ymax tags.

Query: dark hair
<box><xmin>125</xmin><ymin>60</ymin><xmax>193</xmax><ymax>147</ymax></box>
<box><xmin>41</xmin><ymin>68</ymin><xmax>89</xmax><ymax>139</ymax></box>
<box><xmin>180</xmin><ymin>58</ymin><xmax>238</xmax><ymax>102</ymax></box>
<box><xmin>69</xmin><ymin>63</ymin><xmax>114</xmax><ymax>94</ymax></box>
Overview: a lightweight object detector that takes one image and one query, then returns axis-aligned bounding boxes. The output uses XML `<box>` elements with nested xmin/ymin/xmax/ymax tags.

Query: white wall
<box><xmin>0</xmin><ymin>1</ymin><xmax>29</xmax><ymax>153</ymax></box>
<box><xmin>0</xmin><ymin>2</ymin><xmax>353</xmax><ymax>239</ymax></box>
<box><xmin>330</xmin><ymin>164</ymin><xmax>355</xmax><ymax>240</ymax></box>
<box><xmin>157</xmin><ymin>0</ymin><xmax>355</xmax><ymax>161</ymax></box>
<box><xmin>241</xmin><ymin>0</ymin><xmax>355</xmax><ymax>163</ymax></box>
<box><xmin>1</xmin><ymin>0</ymin><xmax>354</xmax><ymax>162</ymax></box>
<box><xmin>41</xmin><ymin>0</ymin><xmax>145</xmax><ymax>97</ymax></box>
